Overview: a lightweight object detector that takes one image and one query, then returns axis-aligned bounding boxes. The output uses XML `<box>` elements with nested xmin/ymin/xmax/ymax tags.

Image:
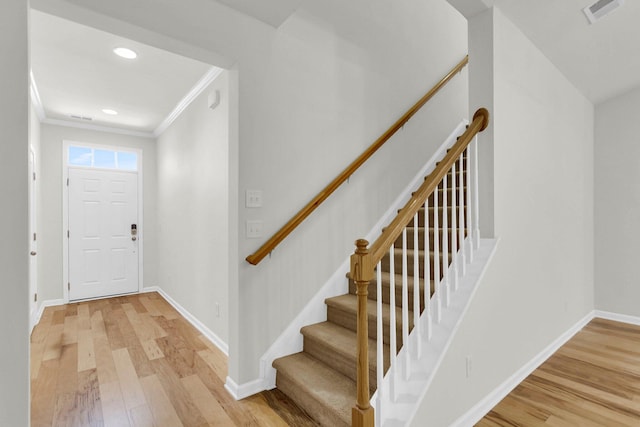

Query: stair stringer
<box><xmin>258</xmin><ymin>119</ymin><xmax>469</xmax><ymax>392</ymax></box>
<box><xmin>374</xmin><ymin>238</ymin><xmax>498</xmax><ymax>427</ymax></box>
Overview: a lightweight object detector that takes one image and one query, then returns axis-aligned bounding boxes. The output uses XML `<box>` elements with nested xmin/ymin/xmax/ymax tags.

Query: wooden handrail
<box><xmin>369</xmin><ymin>108</ymin><xmax>489</xmax><ymax>265</ymax></box>
<box><xmin>246</xmin><ymin>55</ymin><xmax>470</xmax><ymax>265</ymax></box>
<box><xmin>350</xmin><ymin>107</ymin><xmax>489</xmax><ymax>427</ymax></box>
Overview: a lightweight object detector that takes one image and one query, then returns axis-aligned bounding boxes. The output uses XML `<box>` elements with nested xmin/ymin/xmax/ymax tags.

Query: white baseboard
<box><xmin>224</xmin><ymin>376</ymin><xmax>265</xmax><ymax>400</ymax></box>
<box><xmin>451</xmin><ymin>310</ymin><xmax>595</xmax><ymax>427</ymax></box>
<box><xmin>594</xmin><ymin>310</ymin><xmax>640</xmax><ymax>326</ymax></box>
<box><xmin>33</xmin><ymin>298</ymin><xmax>66</xmax><ymax>332</ymax></box>
<box><xmin>142</xmin><ymin>286</ymin><xmax>228</xmax><ymax>356</ymax></box>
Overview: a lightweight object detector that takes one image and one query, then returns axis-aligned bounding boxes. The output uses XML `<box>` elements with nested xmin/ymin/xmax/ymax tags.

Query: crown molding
<box><xmin>29</xmin><ymin>66</ymin><xmax>223</xmax><ymax>140</ymax></box>
<box><xmin>41</xmin><ymin>117</ymin><xmax>155</xmax><ymax>139</ymax></box>
<box><xmin>153</xmin><ymin>66</ymin><xmax>224</xmax><ymax>137</ymax></box>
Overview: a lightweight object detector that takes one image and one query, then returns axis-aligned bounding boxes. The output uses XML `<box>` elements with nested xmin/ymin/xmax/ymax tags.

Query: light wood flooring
<box><xmin>477</xmin><ymin>318</ymin><xmax>640</xmax><ymax>426</ymax></box>
<box><xmin>30</xmin><ymin>292</ymin><xmax>318</xmax><ymax>427</ymax></box>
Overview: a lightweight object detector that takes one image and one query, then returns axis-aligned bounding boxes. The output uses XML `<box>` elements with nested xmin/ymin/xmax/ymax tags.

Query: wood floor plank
<box><xmin>149</xmin><ymin>357</ymin><xmax>208</xmax><ymax>426</ymax></box>
<box><xmin>197</xmin><ymin>348</ymin><xmax>227</xmax><ymax>381</ymax></box>
<box><xmin>181</xmin><ymin>374</ymin><xmax>235</xmax><ymax>426</ymax></box>
<box><xmin>478</xmin><ymin>319</ymin><xmax>640</xmax><ymax>426</ymax></box>
<box><xmin>91</xmin><ymin>309</ymin><xmax>107</xmax><ymax>336</ymax></box>
<box><xmin>151</xmin><ymin>297</ymin><xmax>179</xmax><ymax>320</ymax></box>
<box><xmin>95</xmin><ymin>332</ymin><xmax>119</xmax><ymax>385</ymax></box>
<box><xmin>140</xmin><ymin>374</ymin><xmax>185</xmax><ymax>427</ymax></box>
<box><xmin>116</xmin><ymin>309</ymin><xmax>155</xmax><ymax>378</ymax></box>
<box><xmin>128</xmin><ymin>404</ymin><xmax>155</xmax><ymax>427</ymax></box>
<box><xmin>61</xmin><ymin>314</ymin><xmax>78</xmax><ymax>346</ymax></box>
<box><xmin>138</xmin><ymin>295</ymin><xmax>162</xmax><ymax>317</ymax></box>
<box><xmin>42</xmin><ymin>323</ymin><xmax>64</xmax><ymax>361</ymax></box>
<box><xmin>104</xmin><ymin>305</ymin><xmax>127</xmax><ymax>351</ymax></box>
<box><xmin>100</xmin><ymin>381</ymin><xmax>131</xmax><ymax>427</ymax></box>
<box><xmin>52</xmin><ymin>307</ymin><xmax>66</xmax><ymax>325</ymax></box>
<box><xmin>245</xmin><ymin>391</ymin><xmax>321</xmax><ymax>427</ymax></box>
<box><xmin>78</xmin><ymin>328</ymin><xmax>97</xmax><ymax>372</ymax></box>
<box><xmin>76</xmin><ymin>368</ymin><xmax>104</xmax><ymax>426</ymax></box>
<box><xmin>112</xmin><ymin>347</ymin><xmax>147</xmax><ymax>411</ymax></box>
<box><xmin>30</xmin><ymin>337</ymin><xmax>46</xmax><ymax>381</ymax></box>
<box><xmin>32</xmin><ymin>292</ymin><xmax>315</xmax><ymax>427</ymax></box>
<box><xmin>31</xmin><ymin>359</ymin><xmax>59</xmax><ymax>427</ymax></box>
<box><xmin>123</xmin><ymin>303</ymin><xmax>158</xmax><ymax>343</ymax></box>
<box><xmin>78</xmin><ymin>303</ymin><xmax>91</xmax><ymax>330</ymax></box>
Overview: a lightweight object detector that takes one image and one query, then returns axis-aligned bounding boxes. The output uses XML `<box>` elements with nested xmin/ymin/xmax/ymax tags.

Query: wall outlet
<box><xmin>246</xmin><ymin>220</ymin><xmax>263</xmax><ymax>238</ymax></box>
<box><xmin>245</xmin><ymin>190</ymin><xmax>263</xmax><ymax>208</ymax></box>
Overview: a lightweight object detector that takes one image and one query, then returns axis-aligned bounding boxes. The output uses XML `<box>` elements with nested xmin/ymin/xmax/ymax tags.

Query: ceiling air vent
<box><xmin>583</xmin><ymin>0</ymin><xmax>624</xmax><ymax>24</ymax></box>
<box><xmin>70</xmin><ymin>114</ymin><xmax>93</xmax><ymax>121</ymax></box>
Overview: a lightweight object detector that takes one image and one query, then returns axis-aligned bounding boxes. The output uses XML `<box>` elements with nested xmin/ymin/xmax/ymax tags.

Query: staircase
<box><xmin>272</xmin><ymin>156</ymin><xmax>468</xmax><ymax>426</ymax></box>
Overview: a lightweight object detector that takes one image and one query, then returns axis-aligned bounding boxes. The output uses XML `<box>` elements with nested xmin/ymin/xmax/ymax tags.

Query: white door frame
<box><xmin>62</xmin><ymin>140</ymin><xmax>144</xmax><ymax>302</ymax></box>
<box><xmin>29</xmin><ymin>145</ymin><xmax>38</xmax><ymax>329</ymax></box>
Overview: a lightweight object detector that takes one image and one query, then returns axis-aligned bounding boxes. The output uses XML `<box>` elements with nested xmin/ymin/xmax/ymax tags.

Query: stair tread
<box><xmin>273</xmin><ymin>352</ymin><xmax>354</xmax><ymax>426</ymax></box>
<box><xmin>325</xmin><ymin>294</ymin><xmax>413</xmax><ymax>321</ymax></box>
<box><xmin>301</xmin><ymin>321</ymin><xmax>390</xmax><ymax>370</ymax></box>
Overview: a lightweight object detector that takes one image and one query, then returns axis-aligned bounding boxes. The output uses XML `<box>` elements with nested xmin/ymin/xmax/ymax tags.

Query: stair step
<box><xmin>430</xmin><ymin>186</ymin><xmax>468</xmax><ymax>205</ymax></box>
<box><xmin>406</xmin><ymin>206</ymin><xmax>467</xmax><ymax>227</ymax></box>
<box><xmin>394</xmin><ymin>226</ymin><xmax>465</xmax><ymax>251</ymax></box>
<box><xmin>380</xmin><ymin>247</ymin><xmax>453</xmax><ymax>279</ymax></box>
<box><xmin>347</xmin><ymin>271</ymin><xmax>432</xmax><ymax>310</ymax></box>
<box><xmin>273</xmin><ymin>352</ymin><xmax>353</xmax><ymax>427</ymax></box>
<box><xmin>301</xmin><ymin>321</ymin><xmax>390</xmax><ymax>392</ymax></box>
<box><xmin>325</xmin><ymin>294</ymin><xmax>413</xmax><ymax>350</ymax></box>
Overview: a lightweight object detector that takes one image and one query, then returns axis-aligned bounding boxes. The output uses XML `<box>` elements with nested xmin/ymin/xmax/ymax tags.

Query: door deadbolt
<box><xmin>131</xmin><ymin>224</ymin><xmax>137</xmax><ymax>241</ymax></box>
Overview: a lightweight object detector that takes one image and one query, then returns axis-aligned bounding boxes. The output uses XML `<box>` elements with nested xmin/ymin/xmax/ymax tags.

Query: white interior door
<box><xmin>28</xmin><ymin>147</ymin><xmax>37</xmax><ymax>325</ymax></box>
<box><xmin>68</xmin><ymin>168</ymin><xmax>139</xmax><ymax>300</ymax></box>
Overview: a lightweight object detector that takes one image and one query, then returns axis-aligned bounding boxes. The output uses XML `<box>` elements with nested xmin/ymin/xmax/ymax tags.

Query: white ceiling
<box><xmin>212</xmin><ymin>0</ymin><xmax>302</xmax><ymax>27</ymax></box>
<box><xmin>31</xmin><ymin>0</ymin><xmax>639</xmax><ymax>136</ymax></box>
<box><xmin>463</xmin><ymin>0</ymin><xmax>640</xmax><ymax>104</ymax></box>
<box><xmin>30</xmin><ymin>10</ymin><xmax>216</xmax><ymax>136</ymax></box>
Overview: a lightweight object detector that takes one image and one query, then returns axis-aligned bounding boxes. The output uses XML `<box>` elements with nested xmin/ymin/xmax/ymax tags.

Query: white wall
<box><xmin>412</xmin><ymin>8</ymin><xmax>595</xmax><ymax>425</ymax></box>
<box><xmin>0</xmin><ymin>0</ymin><xmax>29</xmax><ymax>424</ymax></box>
<box><xmin>156</xmin><ymin>71</ymin><xmax>229</xmax><ymax>345</ymax></box>
<box><xmin>235</xmin><ymin>0</ymin><xmax>468</xmax><ymax>384</ymax></box>
<box><xmin>33</xmin><ymin>0</ymin><xmax>470</xmax><ymax>384</ymax></box>
<box><xmin>39</xmin><ymin>124</ymin><xmax>157</xmax><ymax>302</ymax></box>
<box><xmin>595</xmin><ymin>87</ymin><xmax>640</xmax><ymax>316</ymax></box>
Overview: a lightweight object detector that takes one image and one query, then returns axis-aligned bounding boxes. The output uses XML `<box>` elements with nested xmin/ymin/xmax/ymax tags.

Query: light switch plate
<box><xmin>246</xmin><ymin>190</ymin><xmax>263</xmax><ymax>208</ymax></box>
<box><xmin>246</xmin><ymin>220</ymin><xmax>263</xmax><ymax>238</ymax></box>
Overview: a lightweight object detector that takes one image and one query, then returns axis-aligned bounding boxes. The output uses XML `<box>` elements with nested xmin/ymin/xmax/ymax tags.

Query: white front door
<box><xmin>28</xmin><ymin>147</ymin><xmax>38</xmax><ymax>326</ymax></box>
<box><xmin>68</xmin><ymin>168</ymin><xmax>139</xmax><ymax>300</ymax></box>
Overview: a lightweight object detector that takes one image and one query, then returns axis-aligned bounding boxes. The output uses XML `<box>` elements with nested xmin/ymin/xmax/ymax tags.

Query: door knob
<box><xmin>30</xmin><ymin>251</ymin><xmax>37</xmax><ymax>256</ymax></box>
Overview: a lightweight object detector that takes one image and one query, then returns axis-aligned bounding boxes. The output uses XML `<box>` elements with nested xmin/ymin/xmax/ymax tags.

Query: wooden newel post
<box><xmin>351</xmin><ymin>239</ymin><xmax>375</xmax><ymax>427</ymax></box>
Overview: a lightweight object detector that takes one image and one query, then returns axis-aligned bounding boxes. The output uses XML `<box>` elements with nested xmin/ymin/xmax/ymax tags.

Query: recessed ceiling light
<box><xmin>102</xmin><ymin>109</ymin><xmax>118</xmax><ymax>115</ymax></box>
<box><xmin>113</xmin><ymin>47</ymin><xmax>137</xmax><ymax>59</ymax></box>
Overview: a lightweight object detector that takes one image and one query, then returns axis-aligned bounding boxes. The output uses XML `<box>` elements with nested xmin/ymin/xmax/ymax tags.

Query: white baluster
<box><xmin>388</xmin><ymin>244</ymin><xmax>396</xmax><ymax>401</ymax></box>
<box><xmin>376</xmin><ymin>262</ymin><xmax>383</xmax><ymax>427</ymax></box>
<box><xmin>413</xmin><ymin>214</ymin><xmax>421</xmax><ymax>359</ymax></box>
<box><xmin>402</xmin><ymin>228</ymin><xmax>410</xmax><ymax>380</ymax></box>
<box><xmin>433</xmin><ymin>182</ymin><xmax>441</xmax><ymax>323</ymax></box>
<box><xmin>472</xmin><ymin>135</ymin><xmax>480</xmax><ymax>250</ymax></box>
<box><xmin>423</xmin><ymin>199</ymin><xmax>432</xmax><ymax>341</ymax></box>
<box><xmin>458</xmin><ymin>154</ymin><xmax>467</xmax><ymax>275</ymax></box>
<box><xmin>450</xmin><ymin>161</ymin><xmax>458</xmax><ymax>292</ymax></box>
<box><xmin>442</xmin><ymin>172</ymin><xmax>450</xmax><ymax>308</ymax></box>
